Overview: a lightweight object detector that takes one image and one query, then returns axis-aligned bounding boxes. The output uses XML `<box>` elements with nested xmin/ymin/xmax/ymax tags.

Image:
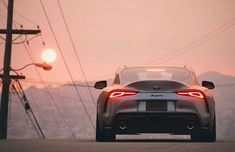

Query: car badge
<box><xmin>153</xmin><ymin>84</ymin><xmax>160</xmax><ymax>90</ymax></box>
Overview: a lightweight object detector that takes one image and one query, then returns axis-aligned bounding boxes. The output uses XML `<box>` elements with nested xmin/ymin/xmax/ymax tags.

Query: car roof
<box><xmin>115</xmin><ymin>65</ymin><xmax>194</xmax><ymax>75</ymax></box>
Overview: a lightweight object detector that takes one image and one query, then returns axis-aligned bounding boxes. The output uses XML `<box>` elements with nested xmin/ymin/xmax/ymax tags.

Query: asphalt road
<box><xmin>0</xmin><ymin>139</ymin><xmax>235</xmax><ymax>152</ymax></box>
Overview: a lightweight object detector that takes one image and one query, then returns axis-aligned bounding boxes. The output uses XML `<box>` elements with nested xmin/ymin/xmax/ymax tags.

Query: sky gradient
<box><xmin>0</xmin><ymin>0</ymin><xmax>235</xmax><ymax>83</ymax></box>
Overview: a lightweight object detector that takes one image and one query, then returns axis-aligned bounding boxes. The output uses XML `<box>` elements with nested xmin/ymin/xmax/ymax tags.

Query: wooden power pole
<box><xmin>0</xmin><ymin>0</ymin><xmax>41</xmax><ymax>139</ymax></box>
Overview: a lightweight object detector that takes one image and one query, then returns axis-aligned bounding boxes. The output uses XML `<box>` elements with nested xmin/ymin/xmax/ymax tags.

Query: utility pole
<box><xmin>0</xmin><ymin>0</ymin><xmax>41</xmax><ymax>139</ymax></box>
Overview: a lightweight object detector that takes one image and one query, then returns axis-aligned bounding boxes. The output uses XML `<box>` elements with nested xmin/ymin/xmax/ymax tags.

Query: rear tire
<box><xmin>191</xmin><ymin>116</ymin><xmax>216</xmax><ymax>142</ymax></box>
<box><xmin>96</xmin><ymin>114</ymin><xmax>116</xmax><ymax>142</ymax></box>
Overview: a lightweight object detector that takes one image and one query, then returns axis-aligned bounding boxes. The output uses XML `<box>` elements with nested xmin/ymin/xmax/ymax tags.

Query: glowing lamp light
<box><xmin>41</xmin><ymin>48</ymin><xmax>57</xmax><ymax>63</ymax></box>
<box><xmin>146</xmin><ymin>69</ymin><xmax>166</xmax><ymax>72</ymax></box>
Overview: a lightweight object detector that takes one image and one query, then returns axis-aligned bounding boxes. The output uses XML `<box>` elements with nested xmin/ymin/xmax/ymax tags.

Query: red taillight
<box><xmin>108</xmin><ymin>90</ymin><xmax>138</xmax><ymax>99</ymax></box>
<box><xmin>176</xmin><ymin>89</ymin><xmax>206</xmax><ymax>99</ymax></box>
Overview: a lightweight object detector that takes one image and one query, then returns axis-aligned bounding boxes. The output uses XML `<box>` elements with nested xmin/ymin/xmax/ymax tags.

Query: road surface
<box><xmin>0</xmin><ymin>139</ymin><xmax>234</xmax><ymax>152</ymax></box>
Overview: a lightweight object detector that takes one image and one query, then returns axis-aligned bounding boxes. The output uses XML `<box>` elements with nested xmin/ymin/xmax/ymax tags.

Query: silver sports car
<box><xmin>94</xmin><ymin>66</ymin><xmax>216</xmax><ymax>142</ymax></box>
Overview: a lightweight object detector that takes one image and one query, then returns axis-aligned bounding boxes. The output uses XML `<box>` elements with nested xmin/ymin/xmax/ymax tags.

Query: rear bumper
<box><xmin>101</xmin><ymin>92</ymin><xmax>213</xmax><ymax>134</ymax></box>
<box><xmin>107</xmin><ymin>112</ymin><xmax>209</xmax><ymax>134</ymax></box>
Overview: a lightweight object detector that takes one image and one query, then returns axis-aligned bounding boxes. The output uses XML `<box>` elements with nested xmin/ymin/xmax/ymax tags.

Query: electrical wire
<box><xmin>12</xmin><ymin>34</ymin><xmax>24</xmax><ymax>41</ymax></box>
<box><xmin>145</xmin><ymin>17</ymin><xmax>235</xmax><ymax>65</ymax></box>
<box><xmin>1</xmin><ymin>34</ymin><xmax>41</xmax><ymax>45</ymax></box>
<box><xmin>1</xmin><ymin>34</ymin><xmax>23</xmax><ymax>41</ymax></box>
<box><xmin>0</xmin><ymin>8</ymin><xmax>22</xmax><ymax>27</ymax></box>
<box><xmin>25</xmin><ymin>43</ymin><xmax>77</xmax><ymax>138</ymax></box>
<box><xmin>1</xmin><ymin>2</ymin><xmax>78</xmax><ymax>136</ymax></box>
<box><xmin>82</xmin><ymin>15</ymin><xmax>235</xmax><ymax>81</ymax></box>
<box><xmin>11</xmin><ymin>85</ymin><xmax>42</xmax><ymax>138</ymax></box>
<box><xmin>22</xmin><ymin>78</ymin><xmax>64</xmax><ymax>85</ymax></box>
<box><xmin>1</xmin><ymin>0</ymin><xmax>39</xmax><ymax>27</ymax></box>
<box><xmin>11</xmin><ymin>34</ymin><xmax>27</xmax><ymax>44</ymax></box>
<box><xmin>39</xmin><ymin>0</ymin><xmax>95</xmax><ymax>129</ymax></box>
<box><xmin>20</xmin><ymin>77</ymin><xmax>235</xmax><ymax>88</ymax></box>
<box><xmin>56</xmin><ymin>0</ymin><xmax>96</xmax><ymax>106</ymax></box>
<box><xmin>1</xmin><ymin>34</ymin><xmax>28</xmax><ymax>45</ymax></box>
<box><xmin>35</xmin><ymin>11</ymin><xmax>235</xmax><ymax>81</ymax></box>
<box><xmin>48</xmin><ymin>91</ymin><xmax>96</xmax><ymax>103</ymax></box>
<box><xmin>13</xmin><ymin>10</ymin><xmax>39</xmax><ymax>27</ymax></box>
<box><xmin>11</xmin><ymin>81</ymin><xmax>45</xmax><ymax>139</ymax></box>
<box><xmin>0</xmin><ymin>35</ymin><xmax>6</xmax><ymax>40</ymax></box>
<box><xmin>15</xmin><ymin>79</ymin><xmax>45</xmax><ymax>139</ymax></box>
<box><xmin>5</xmin><ymin>5</ymin><xmax>64</xmax><ymax>138</ymax></box>
<box><xmin>15</xmin><ymin>83</ymin><xmax>45</xmax><ymax>139</ymax></box>
<box><xmin>22</xmin><ymin>83</ymin><xmax>40</xmax><ymax>110</ymax></box>
<box><xmin>1</xmin><ymin>0</ymin><xmax>41</xmax><ymax>45</ymax></box>
<box><xmin>9</xmin><ymin>20</ymin><xmax>62</xmax><ymax>137</ymax></box>
<box><xmin>21</xmin><ymin>78</ymin><xmax>94</xmax><ymax>87</ymax></box>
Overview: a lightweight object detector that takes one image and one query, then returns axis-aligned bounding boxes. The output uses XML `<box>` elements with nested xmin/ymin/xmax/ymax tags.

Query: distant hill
<box><xmin>6</xmin><ymin>71</ymin><xmax>235</xmax><ymax>139</ymax></box>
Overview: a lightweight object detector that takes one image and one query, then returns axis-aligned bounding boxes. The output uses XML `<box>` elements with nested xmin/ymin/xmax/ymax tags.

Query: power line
<box><xmin>56</xmin><ymin>0</ymin><xmax>96</xmax><ymax>106</ymax></box>
<box><xmin>1</xmin><ymin>1</ymin><xmax>41</xmax><ymax>45</ymax></box>
<box><xmin>39</xmin><ymin>0</ymin><xmax>95</xmax><ymax>129</ymax></box>
<box><xmin>62</xmin><ymin>16</ymin><xmax>235</xmax><ymax>80</ymax></box>
<box><xmin>7</xmin><ymin>16</ymin><xmax>76</xmax><ymax>137</ymax></box>
<box><xmin>25</xmin><ymin>42</ymin><xmax>77</xmax><ymax>138</ymax></box>
<box><xmin>145</xmin><ymin>17</ymin><xmax>235</xmax><ymax>65</ymax></box>
<box><xmin>22</xmin><ymin>78</ymin><xmax>63</xmax><ymax>85</ymax></box>
<box><xmin>35</xmin><ymin>14</ymin><xmax>235</xmax><ymax>81</ymax></box>
<box><xmin>11</xmin><ymin>87</ymin><xmax>42</xmax><ymax>138</ymax></box>
<box><xmin>15</xmin><ymin>80</ymin><xmax>45</xmax><ymax>139</ymax></box>
<box><xmin>3</xmin><ymin>0</ymin><xmax>78</xmax><ymax>138</ymax></box>
<box><xmin>0</xmin><ymin>33</ymin><xmax>40</xmax><ymax>45</ymax></box>
<box><xmin>0</xmin><ymin>8</ymin><xmax>22</xmax><ymax>27</ymax></box>
<box><xmin>13</xmin><ymin>10</ymin><xmax>39</xmax><ymax>27</ymax></box>
<box><xmin>1</xmin><ymin>7</ymin><xmax>61</xmax><ymax>139</ymax></box>
<box><xmin>4</xmin><ymin>0</ymin><xmax>46</xmax><ymax>46</ymax></box>
<box><xmin>49</xmin><ymin>68</ymin><xmax>78</xmax><ymax>135</ymax></box>
<box><xmin>20</xmin><ymin>44</ymin><xmax>61</xmax><ymax>138</ymax></box>
<box><xmin>11</xmin><ymin>80</ymin><xmax>45</xmax><ymax>139</ymax></box>
<box><xmin>22</xmin><ymin>78</ymin><xmax>95</xmax><ymax>88</ymax></box>
<box><xmin>20</xmin><ymin>82</ymin><xmax>41</xmax><ymax>115</ymax></box>
<box><xmin>0</xmin><ymin>0</ymin><xmax>36</xmax><ymax>139</ymax></box>
<box><xmin>1</xmin><ymin>0</ymin><xmax>39</xmax><ymax>27</ymax></box>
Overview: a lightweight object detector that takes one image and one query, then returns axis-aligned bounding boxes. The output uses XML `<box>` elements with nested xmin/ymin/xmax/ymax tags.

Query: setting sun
<box><xmin>41</xmin><ymin>49</ymin><xmax>57</xmax><ymax>63</ymax></box>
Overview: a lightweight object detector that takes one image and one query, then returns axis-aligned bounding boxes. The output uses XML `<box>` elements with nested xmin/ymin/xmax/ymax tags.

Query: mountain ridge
<box><xmin>5</xmin><ymin>70</ymin><xmax>235</xmax><ymax>139</ymax></box>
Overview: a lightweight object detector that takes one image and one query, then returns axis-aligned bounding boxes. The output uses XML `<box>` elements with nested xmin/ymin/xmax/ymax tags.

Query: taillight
<box><xmin>108</xmin><ymin>89</ymin><xmax>138</xmax><ymax>99</ymax></box>
<box><xmin>175</xmin><ymin>89</ymin><xmax>206</xmax><ymax>99</ymax></box>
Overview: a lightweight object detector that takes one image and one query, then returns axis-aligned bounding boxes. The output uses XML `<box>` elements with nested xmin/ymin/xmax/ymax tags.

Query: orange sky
<box><xmin>0</xmin><ymin>0</ymin><xmax>235</xmax><ymax>83</ymax></box>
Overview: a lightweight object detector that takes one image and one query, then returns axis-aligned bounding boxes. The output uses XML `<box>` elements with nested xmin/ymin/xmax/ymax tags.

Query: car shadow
<box><xmin>115</xmin><ymin>138</ymin><xmax>194</xmax><ymax>142</ymax></box>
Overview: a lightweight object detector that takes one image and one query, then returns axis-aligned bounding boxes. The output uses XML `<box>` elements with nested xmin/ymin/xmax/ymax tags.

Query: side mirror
<box><xmin>202</xmin><ymin>81</ymin><xmax>215</xmax><ymax>89</ymax></box>
<box><xmin>94</xmin><ymin>80</ymin><xmax>107</xmax><ymax>89</ymax></box>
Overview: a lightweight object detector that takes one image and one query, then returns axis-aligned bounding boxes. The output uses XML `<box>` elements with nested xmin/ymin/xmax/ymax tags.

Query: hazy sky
<box><xmin>0</xmin><ymin>0</ymin><xmax>235</xmax><ymax>83</ymax></box>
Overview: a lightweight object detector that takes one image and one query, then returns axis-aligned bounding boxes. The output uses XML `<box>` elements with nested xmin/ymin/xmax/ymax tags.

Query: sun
<box><xmin>41</xmin><ymin>48</ymin><xmax>57</xmax><ymax>63</ymax></box>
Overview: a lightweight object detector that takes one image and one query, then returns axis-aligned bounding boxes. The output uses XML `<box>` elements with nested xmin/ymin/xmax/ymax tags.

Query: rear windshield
<box><xmin>120</xmin><ymin>67</ymin><xmax>191</xmax><ymax>84</ymax></box>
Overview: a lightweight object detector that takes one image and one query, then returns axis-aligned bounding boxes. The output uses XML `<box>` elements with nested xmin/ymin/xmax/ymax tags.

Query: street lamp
<box><xmin>0</xmin><ymin>0</ymin><xmax>56</xmax><ymax>140</ymax></box>
<box><xmin>12</xmin><ymin>63</ymin><xmax>52</xmax><ymax>71</ymax></box>
<box><xmin>0</xmin><ymin>62</ymin><xmax>52</xmax><ymax>139</ymax></box>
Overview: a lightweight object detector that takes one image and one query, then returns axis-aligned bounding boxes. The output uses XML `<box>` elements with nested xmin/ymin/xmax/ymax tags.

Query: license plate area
<box><xmin>138</xmin><ymin>100</ymin><xmax>175</xmax><ymax>112</ymax></box>
<box><xmin>146</xmin><ymin>101</ymin><xmax>167</xmax><ymax>111</ymax></box>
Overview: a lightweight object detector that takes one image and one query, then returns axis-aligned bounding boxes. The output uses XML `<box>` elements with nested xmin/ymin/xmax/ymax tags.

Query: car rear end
<box><xmin>101</xmin><ymin>67</ymin><xmax>211</xmax><ymax>135</ymax></box>
<box><xmin>102</xmin><ymin>81</ymin><xmax>210</xmax><ymax>135</ymax></box>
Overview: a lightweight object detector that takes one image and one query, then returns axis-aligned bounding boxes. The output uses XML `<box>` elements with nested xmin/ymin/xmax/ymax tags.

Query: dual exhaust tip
<box><xmin>118</xmin><ymin>122</ymin><xmax>127</xmax><ymax>130</ymax></box>
<box><xmin>186</xmin><ymin>122</ymin><xmax>194</xmax><ymax>130</ymax></box>
<box><xmin>118</xmin><ymin>122</ymin><xmax>194</xmax><ymax>130</ymax></box>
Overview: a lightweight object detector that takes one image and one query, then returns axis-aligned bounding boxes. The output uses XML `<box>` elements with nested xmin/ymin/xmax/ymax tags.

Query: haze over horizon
<box><xmin>4</xmin><ymin>70</ymin><xmax>235</xmax><ymax>139</ymax></box>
